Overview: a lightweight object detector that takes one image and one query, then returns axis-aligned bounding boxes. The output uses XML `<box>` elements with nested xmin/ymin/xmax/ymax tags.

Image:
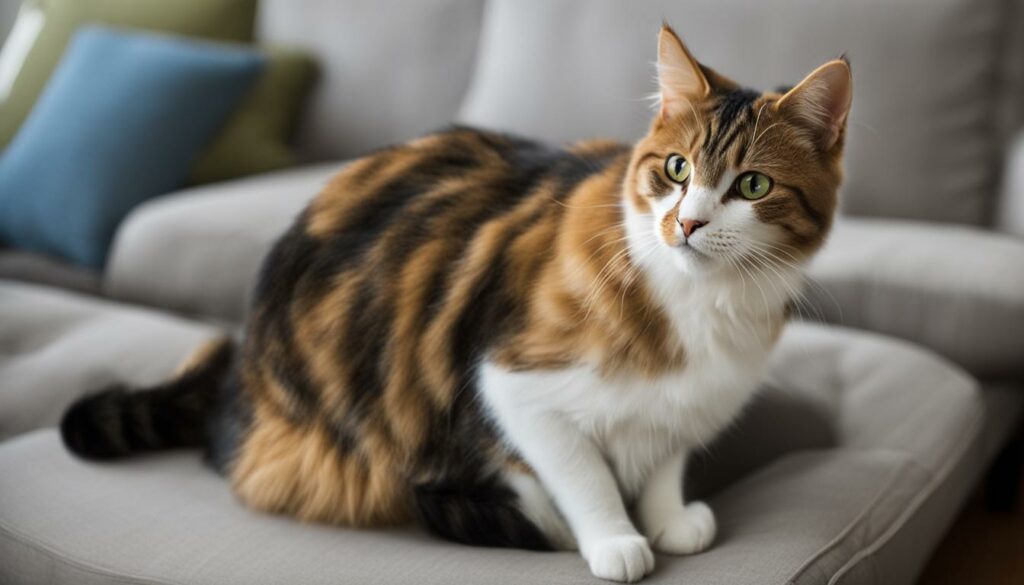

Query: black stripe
<box><xmin>61</xmin><ymin>341</ymin><xmax>233</xmax><ymax>461</ymax></box>
<box><xmin>704</xmin><ymin>89</ymin><xmax>758</xmax><ymax>156</ymax></box>
<box><xmin>634</xmin><ymin>151</ymin><xmax>662</xmax><ymax>169</ymax></box>
<box><xmin>415</xmin><ymin>478</ymin><xmax>552</xmax><ymax>550</ymax></box>
<box><xmin>446</xmin><ymin>149</ymin><xmax>624</xmax><ymax>377</ymax></box>
<box><xmin>333</xmin><ymin>135</ymin><xmax>559</xmax><ymax>443</ymax></box>
<box><xmin>713</xmin><ymin>113</ymin><xmax>749</xmax><ymax>157</ymax></box>
<box><xmin>789</xmin><ymin>185</ymin><xmax>826</xmax><ymax>230</ymax></box>
<box><xmin>648</xmin><ymin>168</ymin><xmax>671</xmax><ymax>195</ymax></box>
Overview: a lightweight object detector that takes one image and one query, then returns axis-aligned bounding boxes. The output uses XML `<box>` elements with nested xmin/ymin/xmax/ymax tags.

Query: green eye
<box><xmin>736</xmin><ymin>172</ymin><xmax>773</xmax><ymax>200</ymax></box>
<box><xmin>664</xmin><ymin>154</ymin><xmax>691</xmax><ymax>183</ymax></box>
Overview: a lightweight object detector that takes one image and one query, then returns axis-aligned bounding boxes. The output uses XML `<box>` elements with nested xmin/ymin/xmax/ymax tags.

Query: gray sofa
<box><xmin>2</xmin><ymin>1</ymin><xmax>1023</xmax><ymax>584</ymax></box>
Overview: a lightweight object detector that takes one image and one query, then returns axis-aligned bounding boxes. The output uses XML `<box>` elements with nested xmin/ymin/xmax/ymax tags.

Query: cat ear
<box><xmin>777</xmin><ymin>58</ymin><xmax>853</xmax><ymax>151</ymax></box>
<box><xmin>657</xmin><ymin>25</ymin><xmax>711</xmax><ymax>118</ymax></box>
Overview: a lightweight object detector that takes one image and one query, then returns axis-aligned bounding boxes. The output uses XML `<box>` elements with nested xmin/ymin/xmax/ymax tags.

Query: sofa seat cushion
<box><xmin>0</xmin><ymin>281</ymin><xmax>220</xmax><ymax>440</ymax></box>
<box><xmin>0</xmin><ymin>431</ymin><xmax>926</xmax><ymax>585</ymax></box>
<box><xmin>2</xmin><ymin>322</ymin><xmax>1016</xmax><ymax>585</ymax></box>
<box><xmin>804</xmin><ymin>217</ymin><xmax>1024</xmax><ymax>378</ymax></box>
<box><xmin>0</xmin><ymin>250</ymin><xmax>100</xmax><ymax>295</ymax></box>
<box><xmin>104</xmin><ymin>162</ymin><xmax>342</xmax><ymax>323</ymax></box>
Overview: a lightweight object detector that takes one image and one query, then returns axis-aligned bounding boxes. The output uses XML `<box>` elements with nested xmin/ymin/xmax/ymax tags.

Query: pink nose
<box><xmin>679</xmin><ymin>219</ymin><xmax>706</xmax><ymax>238</ymax></box>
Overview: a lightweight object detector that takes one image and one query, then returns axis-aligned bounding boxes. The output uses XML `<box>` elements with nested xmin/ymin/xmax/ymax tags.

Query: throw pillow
<box><xmin>0</xmin><ymin>26</ymin><xmax>264</xmax><ymax>268</ymax></box>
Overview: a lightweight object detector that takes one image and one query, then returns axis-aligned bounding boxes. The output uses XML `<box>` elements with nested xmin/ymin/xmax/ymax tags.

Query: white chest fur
<box><xmin>480</xmin><ymin>285</ymin><xmax>779</xmax><ymax>499</ymax></box>
<box><xmin>479</xmin><ymin>211</ymin><xmax>800</xmax><ymax>499</ymax></box>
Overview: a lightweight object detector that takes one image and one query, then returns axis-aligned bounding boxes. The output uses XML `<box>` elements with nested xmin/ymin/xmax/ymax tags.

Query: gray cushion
<box><xmin>105</xmin><ymin>163</ymin><xmax>340</xmax><ymax>323</ymax></box>
<box><xmin>257</xmin><ymin>0</ymin><xmax>485</xmax><ymax>161</ymax></box>
<box><xmin>2</xmin><ymin>322</ymin><xmax>1014</xmax><ymax>585</ymax></box>
<box><xmin>805</xmin><ymin>217</ymin><xmax>1024</xmax><ymax>378</ymax></box>
<box><xmin>458</xmin><ymin>0</ymin><xmax>1016</xmax><ymax>225</ymax></box>
<box><xmin>0</xmin><ymin>281</ymin><xmax>219</xmax><ymax>440</ymax></box>
<box><xmin>0</xmin><ymin>250</ymin><xmax>100</xmax><ymax>295</ymax></box>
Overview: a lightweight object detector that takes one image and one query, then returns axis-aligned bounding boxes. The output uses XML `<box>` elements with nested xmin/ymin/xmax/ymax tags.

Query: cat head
<box><xmin>625</xmin><ymin>25</ymin><xmax>851</xmax><ymax>275</ymax></box>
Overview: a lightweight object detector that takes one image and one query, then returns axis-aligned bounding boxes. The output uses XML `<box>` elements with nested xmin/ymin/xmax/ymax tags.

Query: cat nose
<box><xmin>679</xmin><ymin>218</ymin><xmax>707</xmax><ymax>238</ymax></box>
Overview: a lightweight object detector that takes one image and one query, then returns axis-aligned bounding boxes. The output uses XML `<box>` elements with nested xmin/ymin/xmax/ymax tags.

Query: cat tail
<box><xmin>60</xmin><ymin>337</ymin><xmax>234</xmax><ymax>460</ymax></box>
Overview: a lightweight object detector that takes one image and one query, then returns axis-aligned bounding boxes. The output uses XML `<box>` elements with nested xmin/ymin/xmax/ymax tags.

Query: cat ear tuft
<box><xmin>777</xmin><ymin>59</ymin><xmax>853</xmax><ymax>151</ymax></box>
<box><xmin>657</xmin><ymin>25</ymin><xmax>710</xmax><ymax>119</ymax></box>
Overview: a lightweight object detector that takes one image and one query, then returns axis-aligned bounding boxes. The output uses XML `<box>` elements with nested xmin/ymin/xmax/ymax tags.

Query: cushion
<box><xmin>804</xmin><ymin>217</ymin><xmax>1024</xmax><ymax>378</ymax></box>
<box><xmin>458</xmin><ymin>0</ymin><xmax>1015</xmax><ymax>225</ymax></box>
<box><xmin>105</xmin><ymin>162</ymin><xmax>342</xmax><ymax>322</ymax></box>
<box><xmin>188</xmin><ymin>46</ymin><xmax>319</xmax><ymax>185</ymax></box>
<box><xmin>0</xmin><ymin>249</ymin><xmax>100</xmax><ymax>295</ymax></box>
<box><xmin>0</xmin><ymin>26</ymin><xmax>264</xmax><ymax>268</ymax></box>
<box><xmin>0</xmin><ymin>0</ymin><xmax>256</xmax><ymax>149</ymax></box>
<box><xmin>0</xmin><ymin>280</ymin><xmax>220</xmax><ymax>441</ymax></box>
<box><xmin>0</xmin><ymin>322</ymin><xmax>1015</xmax><ymax>585</ymax></box>
<box><xmin>258</xmin><ymin>0</ymin><xmax>486</xmax><ymax>160</ymax></box>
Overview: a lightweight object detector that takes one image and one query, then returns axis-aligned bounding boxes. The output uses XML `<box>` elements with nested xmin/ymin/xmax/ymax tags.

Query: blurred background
<box><xmin>0</xmin><ymin>2</ymin><xmax>1021</xmax><ymax>585</ymax></box>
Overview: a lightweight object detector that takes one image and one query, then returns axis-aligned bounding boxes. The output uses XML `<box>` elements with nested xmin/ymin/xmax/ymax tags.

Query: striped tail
<box><xmin>60</xmin><ymin>338</ymin><xmax>234</xmax><ymax>460</ymax></box>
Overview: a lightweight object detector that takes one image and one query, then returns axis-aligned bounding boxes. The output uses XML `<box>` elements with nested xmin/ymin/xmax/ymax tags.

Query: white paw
<box><xmin>643</xmin><ymin>501</ymin><xmax>716</xmax><ymax>555</ymax></box>
<box><xmin>584</xmin><ymin>534</ymin><xmax>655</xmax><ymax>583</ymax></box>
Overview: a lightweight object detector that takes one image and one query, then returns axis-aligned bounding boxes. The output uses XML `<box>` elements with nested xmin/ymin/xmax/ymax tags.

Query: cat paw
<box><xmin>644</xmin><ymin>501</ymin><xmax>716</xmax><ymax>555</ymax></box>
<box><xmin>584</xmin><ymin>534</ymin><xmax>655</xmax><ymax>582</ymax></box>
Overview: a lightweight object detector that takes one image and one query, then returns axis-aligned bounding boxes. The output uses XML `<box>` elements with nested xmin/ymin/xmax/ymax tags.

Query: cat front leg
<box><xmin>638</xmin><ymin>450</ymin><xmax>716</xmax><ymax>555</ymax></box>
<box><xmin>506</xmin><ymin>411</ymin><xmax>654</xmax><ymax>582</ymax></box>
<box><xmin>480</xmin><ymin>368</ymin><xmax>654</xmax><ymax>582</ymax></box>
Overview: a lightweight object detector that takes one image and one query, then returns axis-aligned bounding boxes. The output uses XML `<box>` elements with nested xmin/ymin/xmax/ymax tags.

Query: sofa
<box><xmin>1</xmin><ymin>1</ymin><xmax>1023</xmax><ymax>584</ymax></box>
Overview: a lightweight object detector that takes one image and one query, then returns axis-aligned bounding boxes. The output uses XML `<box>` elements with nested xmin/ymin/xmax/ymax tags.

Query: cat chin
<box><xmin>667</xmin><ymin>244</ymin><xmax>713</xmax><ymax>273</ymax></box>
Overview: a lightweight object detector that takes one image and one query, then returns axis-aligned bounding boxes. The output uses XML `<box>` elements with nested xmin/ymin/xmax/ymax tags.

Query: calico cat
<box><xmin>60</xmin><ymin>26</ymin><xmax>851</xmax><ymax>583</ymax></box>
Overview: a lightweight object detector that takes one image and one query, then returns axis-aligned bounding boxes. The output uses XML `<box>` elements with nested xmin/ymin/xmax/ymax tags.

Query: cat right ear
<box><xmin>777</xmin><ymin>58</ymin><xmax>853</xmax><ymax>151</ymax></box>
<box><xmin>657</xmin><ymin>25</ymin><xmax>711</xmax><ymax>119</ymax></box>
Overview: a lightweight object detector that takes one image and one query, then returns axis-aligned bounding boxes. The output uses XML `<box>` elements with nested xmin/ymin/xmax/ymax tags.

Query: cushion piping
<box><xmin>0</xmin><ymin>517</ymin><xmax>184</xmax><ymax>585</ymax></box>
<box><xmin>782</xmin><ymin>391</ymin><xmax>986</xmax><ymax>584</ymax></box>
<box><xmin>783</xmin><ymin>449</ymin><xmax>930</xmax><ymax>584</ymax></box>
<box><xmin>827</xmin><ymin>394</ymin><xmax>989</xmax><ymax>584</ymax></box>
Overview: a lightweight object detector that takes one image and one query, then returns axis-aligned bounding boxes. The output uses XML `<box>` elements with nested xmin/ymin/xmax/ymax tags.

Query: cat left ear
<box><xmin>777</xmin><ymin>58</ymin><xmax>853</xmax><ymax>151</ymax></box>
<box><xmin>657</xmin><ymin>25</ymin><xmax>711</xmax><ymax>119</ymax></box>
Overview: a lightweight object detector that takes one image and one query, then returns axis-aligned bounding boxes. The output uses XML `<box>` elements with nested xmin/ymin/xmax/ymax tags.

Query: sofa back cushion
<box><xmin>459</xmin><ymin>0</ymin><xmax>1018</xmax><ymax>225</ymax></box>
<box><xmin>258</xmin><ymin>0</ymin><xmax>485</xmax><ymax>161</ymax></box>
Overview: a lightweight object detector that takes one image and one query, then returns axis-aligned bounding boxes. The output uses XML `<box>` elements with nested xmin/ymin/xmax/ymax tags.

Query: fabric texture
<box><xmin>458</xmin><ymin>0</ymin><xmax>1013</xmax><ymax>225</ymax></box>
<box><xmin>0</xmin><ymin>321</ymin><xmax>1012</xmax><ymax>585</ymax></box>
<box><xmin>105</xmin><ymin>163</ymin><xmax>342</xmax><ymax>322</ymax></box>
<box><xmin>0</xmin><ymin>0</ymin><xmax>257</xmax><ymax>149</ymax></box>
<box><xmin>0</xmin><ymin>250</ymin><xmax>100</xmax><ymax>295</ymax></box>
<box><xmin>996</xmin><ymin>132</ymin><xmax>1024</xmax><ymax>237</ymax></box>
<box><xmin>805</xmin><ymin>217</ymin><xmax>1024</xmax><ymax>378</ymax></box>
<box><xmin>0</xmin><ymin>26</ymin><xmax>264</xmax><ymax>268</ymax></box>
<box><xmin>258</xmin><ymin>0</ymin><xmax>486</xmax><ymax>160</ymax></box>
<box><xmin>188</xmin><ymin>46</ymin><xmax>319</xmax><ymax>185</ymax></box>
<box><xmin>0</xmin><ymin>280</ymin><xmax>219</xmax><ymax>440</ymax></box>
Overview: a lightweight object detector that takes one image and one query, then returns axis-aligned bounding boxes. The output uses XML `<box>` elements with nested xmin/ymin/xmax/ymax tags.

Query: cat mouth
<box><xmin>675</xmin><ymin>241</ymin><xmax>706</xmax><ymax>256</ymax></box>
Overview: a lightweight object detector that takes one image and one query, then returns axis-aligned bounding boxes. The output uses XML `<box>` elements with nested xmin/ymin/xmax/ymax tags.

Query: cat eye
<box><xmin>735</xmin><ymin>172</ymin><xmax>773</xmax><ymax>200</ymax></box>
<box><xmin>664</xmin><ymin>154</ymin><xmax>691</xmax><ymax>184</ymax></box>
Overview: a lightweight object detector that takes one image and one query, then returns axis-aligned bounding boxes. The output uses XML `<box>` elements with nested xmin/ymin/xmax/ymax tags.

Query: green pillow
<box><xmin>0</xmin><ymin>0</ymin><xmax>257</xmax><ymax>149</ymax></box>
<box><xmin>189</xmin><ymin>47</ymin><xmax>319</xmax><ymax>184</ymax></box>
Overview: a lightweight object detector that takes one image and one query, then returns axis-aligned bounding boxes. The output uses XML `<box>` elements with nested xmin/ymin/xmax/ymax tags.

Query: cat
<box><xmin>60</xmin><ymin>25</ymin><xmax>851</xmax><ymax>583</ymax></box>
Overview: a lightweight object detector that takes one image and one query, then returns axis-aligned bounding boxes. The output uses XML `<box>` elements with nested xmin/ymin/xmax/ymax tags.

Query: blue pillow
<box><xmin>0</xmin><ymin>26</ymin><xmax>265</xmax><ymax>268</ymax></box>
